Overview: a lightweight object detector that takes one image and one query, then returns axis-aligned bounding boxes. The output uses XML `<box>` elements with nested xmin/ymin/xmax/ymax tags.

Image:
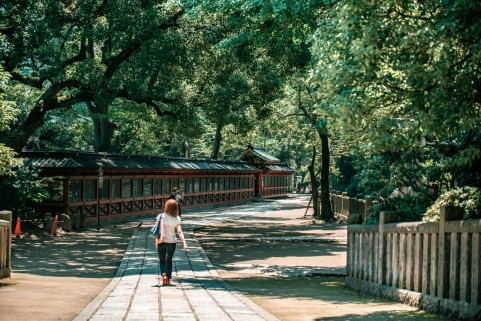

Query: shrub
<box><xmin>0</xmin><ymin>165</ymin><xmax>49</xmax><ymax>220</ymax></box>
<box><xmin>423</xmin><ymin>186</ymin><xmax>481</xmax><ymax>222</ymax></box>
<box><xmin>365</xmin><ymin>194</ymin><xmax>431</xmax><ymax>225</ymax></box>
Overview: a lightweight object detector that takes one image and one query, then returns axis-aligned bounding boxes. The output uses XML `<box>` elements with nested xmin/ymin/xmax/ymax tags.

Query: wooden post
<box><xmin>347</xmin><ymin>232</ymin><xmax>352</xmax><ymax>277</ymax></box>
<box><xmin>413</xmin><ymin>233</ymin><xmax>422</xmax><ymax>292</ymax></box>
<box><xmin>472</xmin><ymin>232</ymin><xmax>481</xmax><ymax>304</ymax></box>
<box><xmin>392</xmin><ymin>233</ymin><xmax>399</xmax><ymax>288</ymax></box>
<box><xmin>459</xmin><ymin>232</ymin><xmax>471</xmax><ymax>303</ymax></box>
<box><xmin>342</xmin><ymin>192</ymin><xmax>350</xmax><ymax>218</ymax></box>
<box><xmin>421</xmin><ymin>233</ymin><xmax>431</xmax><ymax>294</ymax></box>
<box><xmin>379</xmin><ymin>212</ymin><xmax>396</xmax><ymax>286</ymax></box>
<box><xmin>430</xmin><ymin>233</ymin><xmax>438</xmax><ymax>296</ymax></box>
<box><xmin>449</xmin><ymin>232</ymin><xmax>460</xmax><ymax>300</ymax></box>
<box><xmin>438</xmin><ymin>205</ymin><xmax>463</xmax><ymax>299</ymax></box>
<box><xmin>399</xmin><ymin>233</ymin><xmax>406</xmax><ymax>289</ymax></box>
<box><xmin>405</xmin><ymin>233</ymin><xmax>414</xmax><ymax>291</ymax></box>
<box><xmin>386</xmin><ymin>233</ymin><xmax>392</xmax><ymax>286</ymax></box>
<box><xmin>0</xmin><ymin>211</ymin><xmax>12</xmax><ymax>278</ymax></box>
<box><xmin>378</xmin><ymin>216</ymin><xmax>384</xmax><ymax>285</ymax></box>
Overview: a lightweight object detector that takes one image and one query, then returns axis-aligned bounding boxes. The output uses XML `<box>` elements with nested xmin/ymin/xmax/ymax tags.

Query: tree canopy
<box><xmin>1</xmin><ymin>0</ymin><xmax>480</xmax><ymax>222</ymax></box>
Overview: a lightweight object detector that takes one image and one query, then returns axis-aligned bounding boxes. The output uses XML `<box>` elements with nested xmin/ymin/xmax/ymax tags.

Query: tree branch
<box><xmin>116</xmin><ymin>88</ymin><xmax>176</xmax><ymax>117</ymax></box>
<box><xmin>10</xmin><ymin>72</ymin><xmax>43</xmax><ymax>89</ymax></box>
<box><xmin>104</xmin><ymin>9</ymin><xmax>185</xmax><ymax>79</ymax></box>
<box><xmin>61</xmin><ymin>34</ymin><xmax>88</xmax><ymax>68</ymax></box>
<box><xmin>393</xmin><ymin>9</ymin><xmax>430</xmax><ymax>21</ymax></box>
<box><xmin>43</xmin><ymin>91</ymin><xmax>93</xmax><ymax>111</ymax></box>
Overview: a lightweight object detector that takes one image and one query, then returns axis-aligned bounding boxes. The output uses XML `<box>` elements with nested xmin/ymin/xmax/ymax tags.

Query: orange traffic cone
<box><xmin>14</xmin><ymin>217</ymin><xmax>21</xmax><ymax>238</ymax></box>
<box><xmin>51</xmin><ymin>215</ymin><xmax>58</xmax><ymax>236</ymax></box>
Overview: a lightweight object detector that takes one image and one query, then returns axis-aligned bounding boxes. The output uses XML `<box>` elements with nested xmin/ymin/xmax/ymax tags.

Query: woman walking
<box><xmin>156</xmin><ymin>199</ymin><xmax>188</xmax><ymax>285</ymax></box>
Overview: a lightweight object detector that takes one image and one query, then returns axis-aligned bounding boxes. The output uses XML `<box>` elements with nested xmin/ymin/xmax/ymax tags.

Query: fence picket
<box><xmin>346</xmin><ymin>206</ymin><xmax>480</xmax><ymax>319</ymax></box>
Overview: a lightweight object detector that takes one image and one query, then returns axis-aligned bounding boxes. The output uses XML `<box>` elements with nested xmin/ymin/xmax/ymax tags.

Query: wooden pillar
<box><xmin>399</xmin><ymin>233</ymin><xmax>406</xmax><ymax>289</ymax></box>
<box><xmin>405</xmin><ymin>233</ymin><xmax>414</xmax><ymax>291</ymax></box>
<box><xmin>392</xmin><ymin>233</ymin><xmax>399</xmax><ymax>287</ymax></box>
<box><xmin>413</xmin><ymin>233</ymin><xmax>422</xmax><ymax>292</ymax></box>
<box><xmin>386</xmin><ymin>233</ymin><xmax>392</xmax><ymax>286</ymax></box>
<box><xmin>438</xmin><ymin>205</ymin><xmax>463</xmax><ymax>299</ymax></box>
<box><xmin>472</xmin><ymin>232</ymin><xmax>481</xmax><ymax>304</ymax></box>
<box><xmin>459</xmin><ymin>232</ymin><xmax>471</xmax><ymax>303</ymax></box>
<box><xmin>0</xmin><ymin>211</ymin><xmax>12</xmax><ymax>278</ymax></box>
<box><xmin>449</xmin><ymin>232</ymin><xmax>461</xmax><ymax>300</ymax></box>
<box><xmin>342</xmin><ymin>192</ymin><xmax>350</xmax><ymax>218</ymax></box>
<box><xmin>430</xmin><ymin>233</ymin><xmax>438</xmax><ymax>296</ymax></box>
<box><xmin>378</xmin><ymin>212</ymin><xmax>396</xmax><ymax>286</ymax></box>
<box><xmin>421</xmin><ymin>233</ymin><xmax>431</xmax><ymax>294</ymax></box>
<box><xmin>378</xmin><ymin>212</ymin><xmax>391</xmax><ymax>285</ymax></box>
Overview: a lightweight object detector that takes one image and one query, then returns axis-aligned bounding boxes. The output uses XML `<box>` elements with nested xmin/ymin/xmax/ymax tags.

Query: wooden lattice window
<box><xmin>111</xmin><ymin>179</ymin><xmax>121</xmax><ymax>199</ymax></box>
<box><xmin>194</xmin><ymin>177</ymin><xmax>200</xmax><ymax>193</ymax></box>
<box><xmin>122</xmin><ymin>178</ymin><xmax>132</xmax><ymax>198</ymax></box>
<box><xmin>219</xmin><ymin>177</ymin><xmax>224</xmax><ymax>191</ymax></box>
<box><xmin>99</xmin><ymin>179</ymin><xmax>109</xmax><ymax>200</ymax></box>
<box><xmin>186</xmin><ymin>178</ymin><xmax>193</xmax><ymax>193</ymax></box>
<box><xmin>225</xmin><ymin>177</ymin><xmax>230</xmax><ymax>190</ymax></box>
<box><xmin>154</xmin><ymin>179</ymin><xmax>161</xmax><ymax>195</ymax></box>
<box><xmin>163</xmin><ymin>178</ymin><xmax>171</xmax><ymax>195</ymax></box>
<box><xmin>180</xmin><ymin>178</ymin><xmax>186</xmax><ymax>194</ymax></box>
<box><xmin>172</xmin><ymin>178</ymin><xmax>179</xmax><ymax>191</ymax></box>
<box><xmin>133</xmin><ymin>178</ymin><xmax>142</xmax><ymax>197</ymax></box>
<box><xmin>144</xmin><ymin>178</ymin><xmax>153</xmax><ymax>196</ymax></box>
<box><xmin>68</xmin><ymin>179</ymin><xmax>82</xmax><ymax>202</ymax></box>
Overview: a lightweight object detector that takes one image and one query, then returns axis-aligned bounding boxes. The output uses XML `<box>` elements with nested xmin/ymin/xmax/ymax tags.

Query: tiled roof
<box><xmin>242</xmin><ymin>145</ymin><xmax>280</xmax><ymax>163</ymax></box>
<box><xmin>20</xmin><ymin>151</ymin><xmax>260</xmax><ymax>172</ymax></box>
<box><xmin>266</xmin><ymin>164</ymin><xmax>295</xmax><ymax>173</ymax></box>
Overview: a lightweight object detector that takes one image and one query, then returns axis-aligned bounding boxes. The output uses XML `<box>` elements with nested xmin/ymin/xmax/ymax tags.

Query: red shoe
<box><xmin>162</xmin><ymin>273</ymin><xmax>170</xmax><ymax>286</ymax></box>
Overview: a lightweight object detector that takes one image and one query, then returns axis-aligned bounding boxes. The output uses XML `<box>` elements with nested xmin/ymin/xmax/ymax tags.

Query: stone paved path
<box><xmin>74</xmin><ymin>201</ymin><xmax>285</xmax><ymax>321</ymax></box>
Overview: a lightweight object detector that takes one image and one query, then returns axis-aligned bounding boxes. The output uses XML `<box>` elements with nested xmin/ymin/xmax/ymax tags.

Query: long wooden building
<box><xmin>21</xmin><ymin>145</ymin><xmax>294</xmax><ymax>223</ymax></box>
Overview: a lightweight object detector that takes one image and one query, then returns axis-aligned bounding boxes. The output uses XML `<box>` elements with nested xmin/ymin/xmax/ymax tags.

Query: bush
<box><xmin>0</xmin><ymin>165</ymin><xmax>49</xmax><ymax>220</ymax></box>
<box><xmin>423</xmin><ymin>186</ymin><xmax>481</xmax><ymax>222</ymax></box>
<box><xmin>365</xmin><ymin>194</ymin><xmax>431</xmax><ymax>225</ymax></box>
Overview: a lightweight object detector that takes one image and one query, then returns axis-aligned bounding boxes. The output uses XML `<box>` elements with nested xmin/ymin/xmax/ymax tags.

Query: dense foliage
<box><xmin>0</xmin><ymin>67</ymin><xmax>21</xmax><ymax>175</ymax></box>
<box><xmin>1</xmin><ymin>0</ymin><xmax>480</xmax><ymax>222</ymax></box>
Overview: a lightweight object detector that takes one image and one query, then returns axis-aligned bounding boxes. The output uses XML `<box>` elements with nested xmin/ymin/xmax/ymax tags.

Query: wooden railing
<box><xmin>330</xmin><ymin>191</ymin><xmax>372</xmax><ymax>223</ymax></box>
<box><xmin>0</xmin><ymin>210</ymin><xmax>12</xmax><ymax>279</ymax></box>
<box><xmin>346</xmin><ymin>206</ymin><xmax>481</xmax><ymax>320</ymax></box>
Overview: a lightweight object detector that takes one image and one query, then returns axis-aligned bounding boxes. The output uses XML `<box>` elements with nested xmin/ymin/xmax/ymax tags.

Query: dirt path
<box><xmin>194</xmin><ymin>197</ymin><xmax>451</xmax><ymax>321</ymax></box>
<box><xmin>0</xmin><ymin>222</ymin><xmax>135</xmax><ymax>321</ymax></box>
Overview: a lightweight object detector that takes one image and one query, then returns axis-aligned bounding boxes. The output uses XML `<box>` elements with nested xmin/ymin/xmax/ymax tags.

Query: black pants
<box><xmin>157</xmin><ymin>242</ymin><xmax>176</xmax><ymax>279</ymax></box>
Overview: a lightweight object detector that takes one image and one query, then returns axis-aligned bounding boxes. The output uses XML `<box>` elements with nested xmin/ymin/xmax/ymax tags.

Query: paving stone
<box><xmin>73</xmin><ymin>201</ymin><xmax>285</xmax><ymax>321</ymax></box>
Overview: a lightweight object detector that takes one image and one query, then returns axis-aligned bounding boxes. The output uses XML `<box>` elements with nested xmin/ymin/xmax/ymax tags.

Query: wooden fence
<box><xmin>330</xmin><ymin>191</ymin><xmax>372</xmax><ymax>223</ymax></box>
<box><xmin>346</xmin><ymin>206</ymin><xmax>481</xmax><ymax>320</ymax></box>
<box><xmin>0</xmin><ymin>210</ymin><xmax>12</xmax><ymax>279</ymax></box>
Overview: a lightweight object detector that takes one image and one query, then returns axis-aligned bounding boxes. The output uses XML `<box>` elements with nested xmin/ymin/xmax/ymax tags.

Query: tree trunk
<box><xmin>4</xmin><ymin>106</ymin><xmax>47</xmax><ymax>153</ymax></box>
<box><xmin>210</xmin><ymin>118</ymin><xmax>223</xmax><ymax>160</ymax></box>
<box><xmin>183</xmin><ymin>137</ymin><xmax>191</xmax><ymax>158</ymax></box>
<box><xmin>319</xmin><ymin>130</ymin><xmax>333</xmax><ymax>221</ymax></box>
<box><xmin>89</xmin><ymin>102</ymin><xmax>116</xmax><ymax>153</ymax></box>
<box><xmin>308</xmin><ymin>146</ymin><xmax>320</xmax><ymax>219</ymax></box>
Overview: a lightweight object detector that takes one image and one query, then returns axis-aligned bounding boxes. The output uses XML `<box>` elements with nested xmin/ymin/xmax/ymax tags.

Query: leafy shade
<box><xmin>0</xmin><ymin>67</ymin><xmax>21</xmax><ymax>175</ymax></box>
<box><xmin>311</xmin><ymin>0</ymin><xmax>481</xmax><ymax>157</ymax></box>
<box><xmin>424</xmin><ymin>186</ymin><xmax>481</xmax><ymax>222</ymax></box>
